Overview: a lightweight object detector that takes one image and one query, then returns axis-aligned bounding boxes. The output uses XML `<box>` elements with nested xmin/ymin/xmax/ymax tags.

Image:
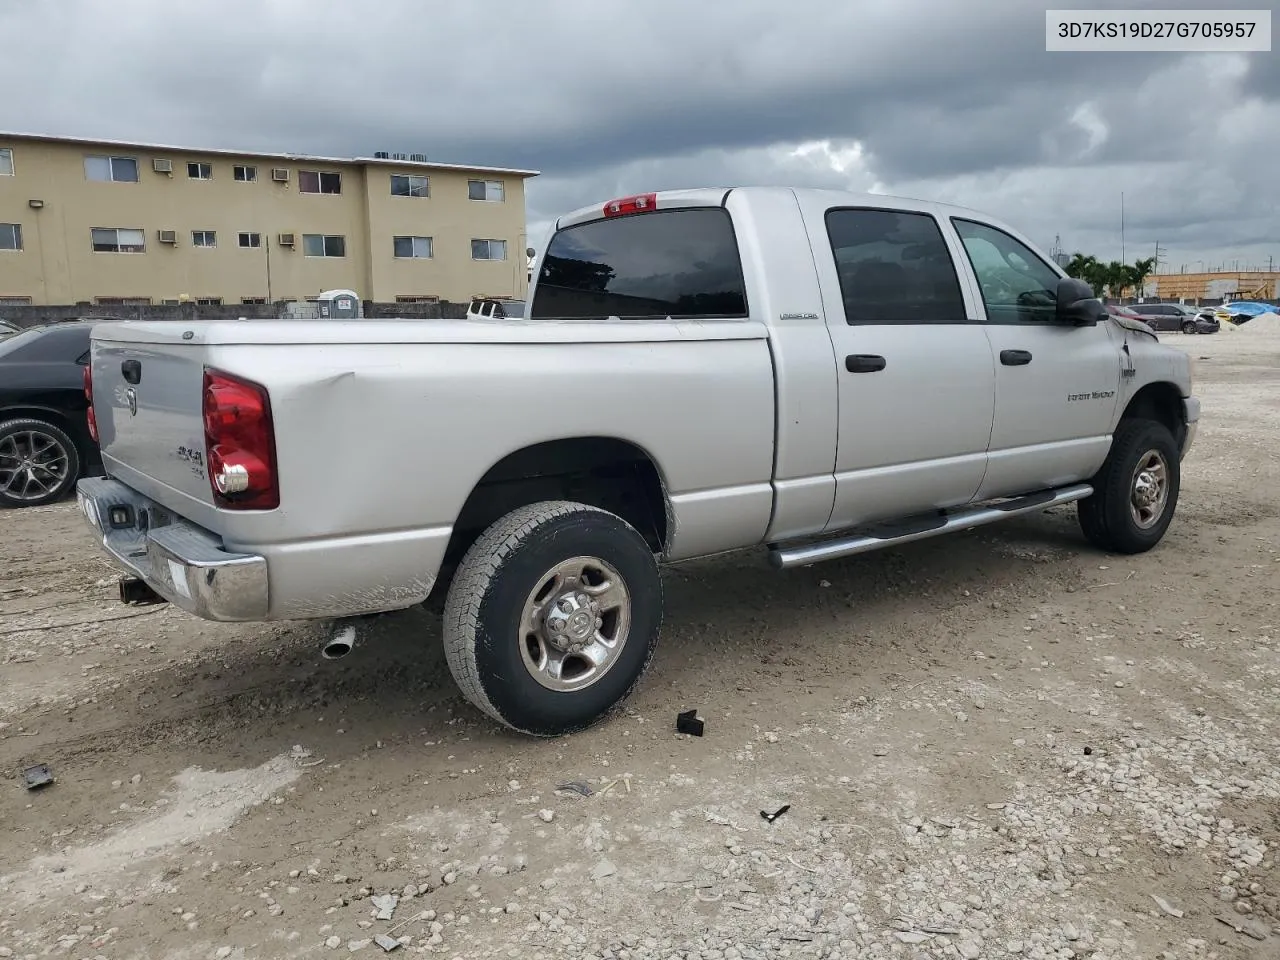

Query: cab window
<box><xmin>951</xmin><ymin>218</ymin><xmax>1061</xmax><ymax>324</ymax></box>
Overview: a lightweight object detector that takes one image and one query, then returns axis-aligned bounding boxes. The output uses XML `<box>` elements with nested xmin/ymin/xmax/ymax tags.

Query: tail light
<box><xmin>602</xmin><ymin>193</ymin><xmax>657</xmax><ymax>217</ymax></box>
<box><xmin>83</xmin><ymin>364</ymin><xmax>98</xmax><ymax>442</ymax></box>
<box><xmin>202</xmin><ymin>368</ymin><xmax>279</xmax><ymax>510</ymax></box>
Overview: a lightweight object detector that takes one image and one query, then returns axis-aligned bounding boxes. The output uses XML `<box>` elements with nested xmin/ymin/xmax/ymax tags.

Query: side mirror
<box><xmin>1055</xmin><ymin>277</ymin><xmax>1105</xmax><ymax>326</ymax></box>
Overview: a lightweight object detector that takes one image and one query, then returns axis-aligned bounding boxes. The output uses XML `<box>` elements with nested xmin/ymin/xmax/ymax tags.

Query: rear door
<box><xmin>947</xmin><ymin>216</ymin><xmax>1121</xmax><ymax>500</ymax></box>
<box><xmin>796</xmin><ymin>197</ymin><xmax>996</xmax><ymax>530</ymax></box>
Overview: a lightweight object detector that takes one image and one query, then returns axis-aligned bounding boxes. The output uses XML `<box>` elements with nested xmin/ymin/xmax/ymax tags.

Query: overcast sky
<box><xmin>2</xmin><ymin>0</ymin><xmax>1275</xmax><ymax>274</ymax></box>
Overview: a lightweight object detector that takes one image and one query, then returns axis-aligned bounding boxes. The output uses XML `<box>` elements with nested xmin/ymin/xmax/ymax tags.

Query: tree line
<box><xmin>1064</xmin><ymin>254</ymin><xmax>1157</xmax><ymax>300</ymax></box>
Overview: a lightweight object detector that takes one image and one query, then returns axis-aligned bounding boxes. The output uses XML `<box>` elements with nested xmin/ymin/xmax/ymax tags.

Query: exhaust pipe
<box><xmin>321</xmin><ymin>624</ymin><xmax>358</xmax><ymax>660</ymax></box>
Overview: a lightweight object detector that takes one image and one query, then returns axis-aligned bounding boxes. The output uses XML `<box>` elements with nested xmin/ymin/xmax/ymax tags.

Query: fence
<box><xmin>1</xmin><ymin>299</ymin><xmax>471</xmax><ymax>329</ymax></box>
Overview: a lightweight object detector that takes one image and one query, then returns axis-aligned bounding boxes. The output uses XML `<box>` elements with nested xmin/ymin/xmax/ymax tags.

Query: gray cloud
<box><xmin>1</xmin><ymin>0</ymin><xmax>1275</xmax><ymax>273</ymax></box>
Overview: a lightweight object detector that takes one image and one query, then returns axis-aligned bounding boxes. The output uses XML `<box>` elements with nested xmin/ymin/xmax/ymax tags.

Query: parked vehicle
<box><xmin>1105</xmin><ymin>303</ymin><xmax>1146</xmax><ymax>324</ymax></box>
<box><xmin>76</xmin><ymin>187</ymin><xmax>1200</xmax><ymax>736</ymax></box>
<box><xmin>1126</xmin><ymin>302</ymin><xmax>1218</xmax><ymax>334</ymax></box>
<box><xmin>0</xmin><ymin>320</ymin><xmax>21</xmax><ymax>340</ymax></box>
<box><xmin>0</xmin><ymin>320</ymin><xmax>104</xmax><ymax>507</ymax></box>
<box><xmin>466</xmin><ymin>297</ymin><xmax>526</xmax><ymax>321</ymax></box>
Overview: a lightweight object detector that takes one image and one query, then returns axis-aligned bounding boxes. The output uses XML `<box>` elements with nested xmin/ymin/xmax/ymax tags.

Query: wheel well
<box><xmin>442</xmin><ymin>437</ymin><xmax>669</xmax><ymax>572</ymax></box>
<box><xmin>1119</xmin><ymin>382</ymin><xmax>1185</xmax><ymax>447</ymax></box>
<box><xmin>0</xmin><ymin>405</ymin><xmax>95</xmax><ymax>461</ymax></box>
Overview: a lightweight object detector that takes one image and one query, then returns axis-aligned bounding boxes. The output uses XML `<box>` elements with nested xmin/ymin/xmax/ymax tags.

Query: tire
<box><xmin>1077</xmin><ymin>418</ymin><xmax>1180</xmax><ymax>554</ymax></box>
<box><xmin>442</xmin><ymin>500</ymin><xmax>662</xmax><ymax>736</ymax></box>
<box><xmin>0</xmin><ymin>418</ymin><xmax>81</xmax><ymax>509</ymax></box>
<box><xmin>1181</xmin><ymin>321</ymin><xmax>1197</xmax><ymax>335</ymax></box>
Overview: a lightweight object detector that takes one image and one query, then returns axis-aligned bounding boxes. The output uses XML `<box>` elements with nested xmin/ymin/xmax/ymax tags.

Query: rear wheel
<box><xmin>0</xmin><ymin>418</ymin><xmax>81</xmax><ymax>508</ymax></box>
<box><xmin>441</xmin><ymin>501</ymin><xmax>662</xmax><ymax>736</ymax></box>
<box><xmin>1078</xmin><ymin>419</ymin><xmax>1180</xmax><ymax>554</ymax></box>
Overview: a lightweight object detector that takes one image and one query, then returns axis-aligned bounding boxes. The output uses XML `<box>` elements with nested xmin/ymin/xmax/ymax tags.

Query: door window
<box><xmin>951</xmin><ymin>219</ymin><xmax>1061</xmax><ymax>324</ymax></box>
<box><xmin>824</xmin><ymin>209</ymin><xmax>968</xmax><ymax>324</ymax></box>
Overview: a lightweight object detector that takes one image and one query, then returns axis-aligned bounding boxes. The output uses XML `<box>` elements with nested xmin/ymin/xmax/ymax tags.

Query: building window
<box><xmin>187</xmin><ymin>162</ymin><xmax>213</xmax><ymax>180</ymax></box>
<box><xmin>234</xmin><ymin>165</ymin><xmax>257</xmax><ymax>182</ymax></box>
<box><xmin>302</xmin><ymin>234</ymin><xmax>346</xmax><ymax>257</ymax></box>
<box><xmin>91</xmin><ymin>227</ymin><xmax>145</xmax><ymax>253</ymax></box>
<box><xmin>390</xmin><ymin>174</ymin><xmax>429</xmax><ymax>198</ymax></box>
<box><xmin>238</xmin><ymin>232</ymin><xmax>262</xmax><ymax>248</ymax></box>
<box><xmin>241</xmin><ymin>297</ymin><xmax>267</xmax><ymax>304</ymax></box>
<box><xmin>298</xmin><ymin>170</ymin><xmax>342</xmax><ymax>194</ymax></box>
<box><xmin>85</xmin><ymin>155</ymin><xmax>139</xmax><ymax>182</ymax></box>
<box><xmin>0</xmin><ymin>296</ymin><xmax>32</xmax><ymax>305</ymax></box>
<box><xmin>161</xmin><ymin>299</ymin><xmax>181</xmax><ymax>305</ymax></box>
<box><xmin>195</xmin><ymin>297</ymin><xmax>223</xmax><ymax>306</ymax></box>
<box><xmin>468</xmin><ymin>179</ymin><xmax>505</xmax><ymax>202</ymax></box>
<box><xmin>471</xmin><ymin>239</ymin><xmax>507</xmax><ymax>261</ymax></box>
<box><xmin>0</xmin><ymin>223</ymin><xmax>21</xmax><ymax>251</ymax></box>
<box><xmin>393</xmin><ymin>236</ymin><xmax>433</xmax><ymax>259</ymax></box>
<box><xmin>0</xmin><ymin>148</ymin><xmax>13</xmax><ymax>176</ymax></box>
<box><xmin>395</xmin><ymin>295</ymin><xmax>440</xmax><ymax>303</ymax></box>
<box><xmin>192</xmin><ymin>230</ymin><xmax>217</xmax><ymax>248</ymax></box>
<box><xmin>95</xmin><ymin>297</ymin><xmax>151</xmax><ymax>305</ymax></box>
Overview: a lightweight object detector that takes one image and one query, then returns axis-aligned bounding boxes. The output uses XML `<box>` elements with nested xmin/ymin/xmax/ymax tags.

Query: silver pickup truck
<box><xmin>76</xmin><ymin>187</ymin><xmax>1199</xmax><ymax>736</ymax></box>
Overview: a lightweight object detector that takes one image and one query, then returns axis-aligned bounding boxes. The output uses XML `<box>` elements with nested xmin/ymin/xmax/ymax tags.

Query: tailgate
<box><xmin>91</xmin><ymin>327</ymin><xmax>215</xmax><ymax>509</ymax></box>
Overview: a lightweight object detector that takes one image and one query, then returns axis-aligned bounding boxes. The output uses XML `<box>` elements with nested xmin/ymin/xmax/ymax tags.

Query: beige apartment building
<box><xmin>0</xmin><ymin>132</ymin><xmax>537</xmax><ymax>306</ymax></box>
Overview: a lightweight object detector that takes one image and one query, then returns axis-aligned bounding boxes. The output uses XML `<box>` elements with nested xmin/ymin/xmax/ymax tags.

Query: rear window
<box><xmin>530</xmin><ymin>208</ymin><xmax>748</xmax><ymax>319</ymax></box>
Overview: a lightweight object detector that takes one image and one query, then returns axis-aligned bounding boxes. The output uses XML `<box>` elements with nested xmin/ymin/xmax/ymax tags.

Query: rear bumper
<box><xmin>1181</xmin><ymin>396</ymin><xmax>1200</xmax><ymax>459</ymax></box>
<box><xmin>76</xmin><ymin>476</ymin><xmax>268</xmax><ymax>621</ymax></box>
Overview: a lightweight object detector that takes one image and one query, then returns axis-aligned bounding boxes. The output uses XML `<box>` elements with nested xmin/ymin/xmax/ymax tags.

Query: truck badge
<box><xmin>126</xmin><ymin>387</ymin><xmax>137</xmax><ymax>417</ymax></box>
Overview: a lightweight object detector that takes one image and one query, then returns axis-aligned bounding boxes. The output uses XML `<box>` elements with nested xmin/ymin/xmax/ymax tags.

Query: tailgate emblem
<box><xmin>126</xmin><ymin>387</ymin><xmax>137</xmax><ymax>416</ymax></box>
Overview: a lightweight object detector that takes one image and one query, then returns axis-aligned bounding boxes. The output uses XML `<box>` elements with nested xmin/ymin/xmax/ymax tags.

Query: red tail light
<box><xmin>602</xmin><ymin>193</ymin><xmax>657</xmax><ymax>218</ymax></box>
<box><xmin>83</xmin><ymin>364</ymin><xmax>98</xmax><ymax>442</ymax></box>
<box><xmin>202</xmin><ymin>368</ymin><xmax>279</xmax><ymax>510</ymax></box>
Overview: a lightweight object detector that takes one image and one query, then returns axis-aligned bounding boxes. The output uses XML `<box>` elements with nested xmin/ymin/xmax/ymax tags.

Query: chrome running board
<box><xmin>768</xmin><ymin>483</ymin><xmax>1093</xmax><ymax>569</ymax></box>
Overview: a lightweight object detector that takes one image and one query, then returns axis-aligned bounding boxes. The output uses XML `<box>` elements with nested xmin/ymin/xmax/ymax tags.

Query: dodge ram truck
<box><xmin>76</xmin><ymin>186</ymin><xmax>1200</xmax><ymax>736</ymax></box>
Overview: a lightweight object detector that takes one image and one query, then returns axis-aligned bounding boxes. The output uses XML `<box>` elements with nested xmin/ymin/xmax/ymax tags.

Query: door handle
<box><xmin>1000</xmin><ymin>349</ymin><xmax>1032</xmax><ymax>366</ymax></box>
<box><xmin>121</xmin><ymin>359</ymin><xmax>142</xmax><ymax>384</ymax></box>
<box><xmin>845</xmin><ymin>354</ymin><xmax>886</xmax><ymax>373</ymax></box>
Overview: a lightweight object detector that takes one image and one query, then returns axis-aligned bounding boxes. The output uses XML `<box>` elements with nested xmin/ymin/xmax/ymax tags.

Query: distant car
<box><xmin>1126</xmin><ymin>302</ymin><xmax>1218</xmax><ymax>334</ymax></box>
<box><xmin>0</xmin><ymin>320</ymin><xmax>105</xmax><ymax>508</ymax></box>
<box><xmin>0</xmin><ymin>320</ymin><xmax>21</xmax><ymax>340</ymax></box>
<box><xmin>466</xmin><ymin>298</ymin><xmax>526</xmax><ymax>321</ymax></box>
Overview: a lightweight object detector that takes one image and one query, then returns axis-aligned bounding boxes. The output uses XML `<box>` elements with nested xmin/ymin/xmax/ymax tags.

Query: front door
<box><xmin>947</xmin><ymin>216</ymin><xmax>1122</xmax><ymax>500</ymax></box>
<box><xmin>799</xmin><ymin>200</ymin><xmax>997</xmax><ymax>532</ymax></box>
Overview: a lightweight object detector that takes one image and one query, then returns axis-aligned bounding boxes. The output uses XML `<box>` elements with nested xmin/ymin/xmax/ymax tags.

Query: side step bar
<box><xmin>768</xmin><ymin>483</ymin><xmax>1093</xmax><ymax>569</ymax></box>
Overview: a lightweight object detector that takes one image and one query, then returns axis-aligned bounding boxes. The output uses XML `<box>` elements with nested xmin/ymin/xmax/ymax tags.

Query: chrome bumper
<box><xmin>76</xmin><ymin>477</ymin><xmax>269</xmax><ymax>621</ymax></box>
<box><xmin>1181</xmin><ymin>396</ymin><xmax>1200</xmax><ymax>458</ymax></box>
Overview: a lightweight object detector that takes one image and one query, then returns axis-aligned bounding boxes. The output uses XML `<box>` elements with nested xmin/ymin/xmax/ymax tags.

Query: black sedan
<box><xmin>0</xmin><ymin>320</ymin><xmax>105</xmax><ymax>508</ymax></box>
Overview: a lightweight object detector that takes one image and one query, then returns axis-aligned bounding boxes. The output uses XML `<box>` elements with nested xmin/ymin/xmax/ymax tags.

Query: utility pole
<box><xmin>1153</xmin><ymin>240</ymin><xmax>1164</xmax><ymax>273</ymax></box>
<box><xmin>1120</xmin><ymin>192</ymin><xmax>1125</xmax><ymax>263</ymax></box>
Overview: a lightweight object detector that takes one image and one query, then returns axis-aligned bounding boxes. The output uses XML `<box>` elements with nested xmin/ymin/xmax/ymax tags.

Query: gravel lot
<box><xmin>1</xmin><ymin>328</ymin><xmax>1278</xmax><ymax>960</ymax></box>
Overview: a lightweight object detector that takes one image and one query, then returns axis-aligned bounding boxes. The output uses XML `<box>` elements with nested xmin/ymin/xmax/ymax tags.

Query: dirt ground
<box><xmin>2</xmin><ymin>327</ymin><xmax>1278</xmax><ymax>960</ymax></box>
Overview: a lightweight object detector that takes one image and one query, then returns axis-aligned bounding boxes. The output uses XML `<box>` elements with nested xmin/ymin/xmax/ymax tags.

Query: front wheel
<box><xmin>0</xmin><ymin>418</ymin><xmax>82</xmax><ymax>508</ymax></box>
<box><xmin>1181</xmin><ymin>321</ymin><xmax>1197</xmax><ymax>335</ymax></box>
<box><xmin>441</xmin><ymin>501</ymin><xmax>662</xmax><ymax>736</ymax></box>
<box><xmin>1078</xmin><ymin>419</ymin><xmax>1180</xmax><ymax>554</ymax></box>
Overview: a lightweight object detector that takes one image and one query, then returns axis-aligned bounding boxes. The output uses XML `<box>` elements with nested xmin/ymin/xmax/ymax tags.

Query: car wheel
<box><xmin>1181</xmin><ymin>321</ymin><xmax>1197</xmax><ymax>335</ymax></box>
<box><xmin>0</xmin><ymin>418</ymin><xmax>82</xmax><ymax>508</ymax></box>
<box><xmin>442</xmin><ymin>500</ymin><xmax>662</xmax><ymax>736</ymax></box>
<box><xmin>1078</xmin><ymin>419</ymin><xmax>1180</xmax><ymax>555</ymax></box>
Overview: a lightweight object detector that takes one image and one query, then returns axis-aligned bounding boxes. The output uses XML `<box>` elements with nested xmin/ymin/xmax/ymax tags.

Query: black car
<box><xmin>1125</xmin><ymin>302</ymin><xmax>1219</xmax><ymax>334</ymax></box>
<box><xmin>0</xmin><ymin>320</ymin><xmax>105</xmax><ymax>508</ymax></box>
